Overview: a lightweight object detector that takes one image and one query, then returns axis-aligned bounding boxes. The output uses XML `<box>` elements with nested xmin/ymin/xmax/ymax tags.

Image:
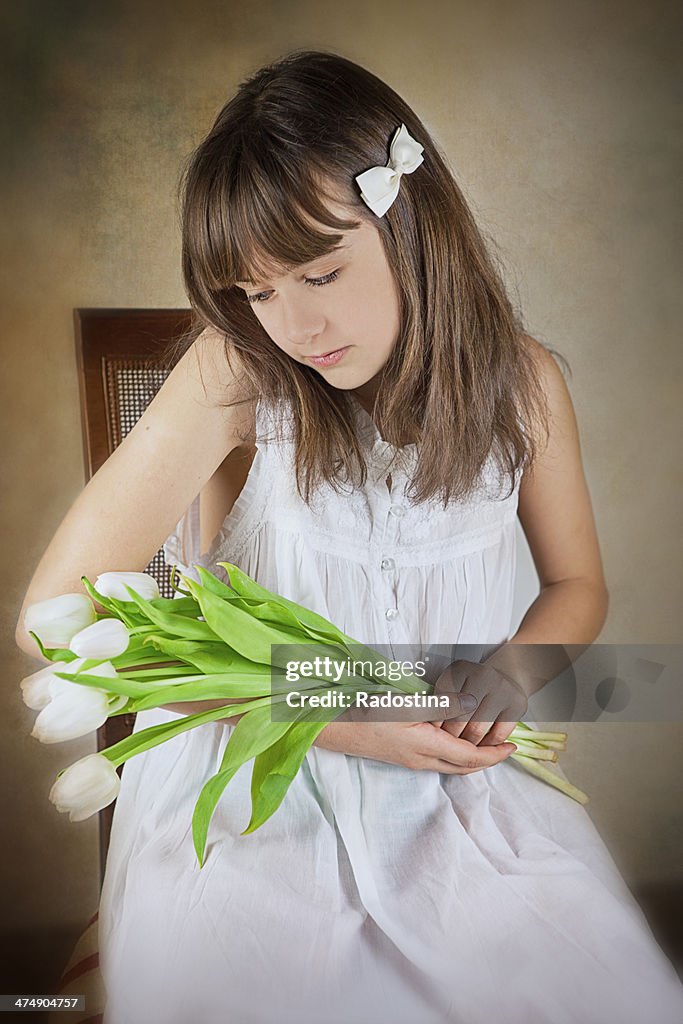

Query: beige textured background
<box><xmin>2</xmin><ymin>0</ymin><xmax>681</xmax><ymax>999</ymax></box>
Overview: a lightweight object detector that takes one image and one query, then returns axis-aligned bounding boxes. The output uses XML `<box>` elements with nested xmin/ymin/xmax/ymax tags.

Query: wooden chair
<box><xmin>47</xmin><ymin>309</ymin><xmax>201</xmax><ymax>1022</ymax></box>
<box><xmin>74</xmin><ymin>307</ymin><xmax>196</xmax><ymax>885</ymax></box>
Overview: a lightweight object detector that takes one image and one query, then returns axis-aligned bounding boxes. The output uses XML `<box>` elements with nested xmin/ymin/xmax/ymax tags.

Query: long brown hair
<box><xmin>163</xmin><ymin>48</ymin><xmax>567</xmax><ymax>509</ymax></box>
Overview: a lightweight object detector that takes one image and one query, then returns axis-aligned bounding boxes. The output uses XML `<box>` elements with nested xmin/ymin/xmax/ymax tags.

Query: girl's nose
<box><xmin>281</xmin><ymin>296</ymin><xmax>326</xmax><ymax>348</ymax></box>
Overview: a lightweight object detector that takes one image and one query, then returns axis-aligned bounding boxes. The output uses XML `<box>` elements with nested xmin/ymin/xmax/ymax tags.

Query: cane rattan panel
<box><xmin>75</xmin><ymin>308</ymin><xmax>195</xmax><ymax>883</ymax></box>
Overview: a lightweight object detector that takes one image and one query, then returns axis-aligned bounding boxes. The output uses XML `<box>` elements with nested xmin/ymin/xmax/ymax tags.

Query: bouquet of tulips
<box><xmin>20</xmin><ymin>563</ymin><xmax>588</xmax><ymax>868</ymax></box>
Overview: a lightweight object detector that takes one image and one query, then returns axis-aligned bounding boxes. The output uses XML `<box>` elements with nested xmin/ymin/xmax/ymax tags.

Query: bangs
<box><xmin>201</xmin><ymin>151</ymin><xmax>363</xmax><ymax>290</ymax></box>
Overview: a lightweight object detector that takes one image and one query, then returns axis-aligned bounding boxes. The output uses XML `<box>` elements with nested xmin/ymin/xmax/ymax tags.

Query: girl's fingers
<box><xmin>437</xmin><ymin>713</ymin><xmax>468</xmax><ymax>739</ymax></box>
<box><xmin>424</xmin><ymin>731</ymin><xmax>516</xmax><ymax>770</ymax></box>
<box><xmin>477</xmin><ymin>716</ymin><xmax>518</xmax><ymax>747</ymax></box>
<box><xmin>457</xmin><ymin>695</ymin><xmax>501</xmax><ymax>746</ymax></box>
<box><xmin>431</xmin><ymin>686</ymin><xmax>485</xmax><ymax>738</ymax></box>
<box><xmin>431</xmin><ymin>662</ymin><xmax>478</xmax><ymax>729</ymax></box>
<box><xmin>427</xmin><ymin>745</ymin><xmax>516</xmax><ymax>774</ymax></box>
<box><xmin>431</xmin><ymin>758</ymin><xmax>473</xmax><ymax>774</ymax></box>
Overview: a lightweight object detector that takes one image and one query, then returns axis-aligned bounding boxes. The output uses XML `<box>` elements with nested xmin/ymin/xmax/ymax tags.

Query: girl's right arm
<box><xmin>15</xmin><ymin>327</ymin><xmax>255</xmax><ymax>654</ymax></box>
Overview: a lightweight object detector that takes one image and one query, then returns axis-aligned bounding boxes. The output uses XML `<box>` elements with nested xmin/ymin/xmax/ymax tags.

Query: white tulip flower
<box><xmin>21</xmin><ymin>656</ymin><xmax>106</xmax><ymax>711</ymax></box>
<box><xmin>32</xmin><ymin>688</ymin><xmax>112</xmax><ymax>743</ymax></box>
<box><xmin>46</xmin><ymin>657</ymin><xmax>118</xmax><ymax>699</ymax></box>
<box><xmin>20</xmin><ymin>663</ymin><xmax>62</xmax><ymax>711</ymax></box>
<box><xmin>94</xmin><ymin>571</ymin><xmax>160</xmax><ymax>602</ymax></box>
<box><xmin>23</xmin><ymin>593</ymin><xmax>97</xmax><ymax>649</ymax></box>
<box><xmin>70</xmin><ymin>618</ymin><xmax>130</xmax><ymax>659</ymax></box>
<box><xmin>49</xmin><ymin>752</ymin><xmax>121</xmax><ymax>821</ymax></box>
<box><xmin>31</xmin><ymin>659</ymin><xmax>127</xmax><ymax>743</ymax></box>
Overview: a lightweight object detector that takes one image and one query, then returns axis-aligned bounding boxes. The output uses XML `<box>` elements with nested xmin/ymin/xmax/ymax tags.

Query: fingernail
<box><xmin>459</xmin><ymin>694</ymin><xmax>478</xmax><ymax>713</ymax></box>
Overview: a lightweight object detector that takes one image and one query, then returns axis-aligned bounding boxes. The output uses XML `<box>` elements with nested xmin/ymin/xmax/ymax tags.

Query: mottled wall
<box><xmin>2</xmin><ymin>0</ymin><xmax>680</xmax><ymax>995</ymax></box>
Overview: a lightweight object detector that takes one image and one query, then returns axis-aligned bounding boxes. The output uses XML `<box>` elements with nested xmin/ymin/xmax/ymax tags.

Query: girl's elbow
<box><xmin>593</xmin><ymin>581</ymin><xmax>610</xmax><ymax>636</ymax></box>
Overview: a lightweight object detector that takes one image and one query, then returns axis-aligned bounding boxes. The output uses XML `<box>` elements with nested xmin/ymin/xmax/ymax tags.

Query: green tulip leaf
<box><xmin>182</xmin><ymin>577</ymin><xmax>321</xmax><ymax>664</ymax></box>
<box><xmin>217</xmin><ymin>561</ymin><xmax>353</xmax><ymax>647</ymax></box>
<box><xmin>140</xmin><ymin>634</ymin><xmax>261</xmax><ymax>675</ymax></box>
<box><xmin>26</xmin><ymin>632</ymin><xmax>79</xmax><ymax>663</ymax></box>
<box><xmin>100</xmin><ymin>695</ymin><xmax>277</xmax><ymax>767</ymax></box>
<box><xmin>52</xmin><ymin>669</ymin><xmax>153</xmax><ymax>699</ymax></box>
<box><xmin>244</xmin><ymin>717</ymin><xmax>329</xmax><ymax>835</ymax></box>
<box><xmin>121</xmin><ymin>584</ymin><xmax>220</xmax><ymax>641</ymax></box>
<box><xmin>80</xmin><ymin>576</ymin><xmax>147</xmax><ymax>629</ymax></box>
<box><xmin>191</xmin><ymin>699</ymin><xmax>299</xmax><ymax>867</ymax></box>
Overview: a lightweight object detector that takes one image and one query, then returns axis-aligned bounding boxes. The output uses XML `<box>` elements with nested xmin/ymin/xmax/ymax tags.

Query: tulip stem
<box><xmin>510</xmin><ymin>753</ymin><xmax>589</xmax><ymax>804</ymax></box>
<box><xmin>117</xmin><ymin>661</ymin><xmax>186</xmax><ymax>676</ymax></box>
<box><xmin>509</xmin><ymin>729</ymin><xmax>567</xmax><ymax>743</ymax></box>
<box><xmin>508</xmin><ymin>740</ymin><xmax>557</xmax><ymax>761</ymax></box>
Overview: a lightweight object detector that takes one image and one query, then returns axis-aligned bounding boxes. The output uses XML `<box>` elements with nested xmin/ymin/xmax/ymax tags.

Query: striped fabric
<box><xmin>47</xmin><ymin>911</ymin><xmax>106</xmax><ymax>1024</ymax></box>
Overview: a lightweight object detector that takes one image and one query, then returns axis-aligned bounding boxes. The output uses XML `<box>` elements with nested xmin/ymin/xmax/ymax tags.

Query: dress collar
<box><xmin>349</xmin><ymin>396</ymin><xmax>419</xmax><ymax>484</ymax></box>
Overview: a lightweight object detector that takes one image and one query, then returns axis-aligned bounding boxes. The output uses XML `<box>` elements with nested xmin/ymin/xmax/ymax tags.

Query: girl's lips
<box><xmin>307</xmin><ymin>346</ymin><xmax>350</xmax><ymax>367</ymax></box>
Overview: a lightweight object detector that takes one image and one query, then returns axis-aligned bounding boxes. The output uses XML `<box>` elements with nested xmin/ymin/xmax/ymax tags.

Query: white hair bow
<box><xmin>355</xmin><ymin>124</ymin><xmax>424</xmax><ymax>217</ymax></box>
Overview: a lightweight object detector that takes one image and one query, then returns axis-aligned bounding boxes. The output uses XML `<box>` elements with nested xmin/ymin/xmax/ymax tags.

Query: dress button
<box><xmin>389</xmin><ymin>505</ymin><xmax>405</xmax><ymax>518</ymax></box>
<box><xmin>380</xmin><ymin>557</ymin><xmax>395</xmax><ymax>571</ymax></box>
<box><xmin>385</xmin><ymin>608</ymin><xmax>399</xmax><ymax>620</ymax></box>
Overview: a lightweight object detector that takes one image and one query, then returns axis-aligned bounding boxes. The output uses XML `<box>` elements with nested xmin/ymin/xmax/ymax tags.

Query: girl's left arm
<box><xmin>482</xmin><ymin>335</ymin><xmax>609</xmax><ymax>700</ymax></box>
<box><xmin>438</xmin><ymin>337</ymin><xmax>610</xmax><ymax>747</ymax></box>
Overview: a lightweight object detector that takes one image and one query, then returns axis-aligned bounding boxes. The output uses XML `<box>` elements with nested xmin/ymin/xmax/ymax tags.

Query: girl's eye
<box><xmin>245</xmin><ymin>269</ymin><xmax>341</xmax><ymax>305</ymax></box>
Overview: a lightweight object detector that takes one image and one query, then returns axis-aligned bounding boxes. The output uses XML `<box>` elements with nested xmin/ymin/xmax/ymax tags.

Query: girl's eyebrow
<box><xmin>236</xmin><ymin>241</ymin><xmax>349</xmax><ymax>286</ymax></box>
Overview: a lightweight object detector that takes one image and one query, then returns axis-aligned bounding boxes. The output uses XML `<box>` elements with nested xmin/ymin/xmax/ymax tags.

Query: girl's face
<box><xmin>235</xmin><ymin>203</ymin><xmax>401</xmax><ymax>406</ymax></box>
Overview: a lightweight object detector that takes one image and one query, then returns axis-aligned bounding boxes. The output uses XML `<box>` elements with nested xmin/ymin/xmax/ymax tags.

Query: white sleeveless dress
<box><xmin>98</xmin><ymin>397</ymin><xmax>683</xmax><ymax>1024</ymax></box>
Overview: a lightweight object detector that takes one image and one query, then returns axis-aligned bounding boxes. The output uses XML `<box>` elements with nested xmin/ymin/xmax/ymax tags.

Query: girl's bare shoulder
<box><xmin>517</xmin><ymin>332</ymin><xmax>572</xmax><ymax>449</ymax></box>
<box><xmin>519</xmin><ymin>333</ymin><xmax>569</xmax><ymax>390</ymax></box>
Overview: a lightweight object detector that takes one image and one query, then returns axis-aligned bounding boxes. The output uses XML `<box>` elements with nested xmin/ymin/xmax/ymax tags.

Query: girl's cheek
<box><xmin>256</xmin><ymin>312</ymin><xmax>282</xmax><ymax>343</ymax></box>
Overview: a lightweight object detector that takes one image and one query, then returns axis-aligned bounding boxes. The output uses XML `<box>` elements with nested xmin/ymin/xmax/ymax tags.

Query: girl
<box><xmin>17</xmin><ymin>49</ymin><xmax>683</xmax><ymax>1024</ymax></box>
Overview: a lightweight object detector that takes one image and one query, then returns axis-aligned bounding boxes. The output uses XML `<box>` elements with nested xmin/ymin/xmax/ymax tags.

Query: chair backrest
<box><xmin>75</xmin><ymin>307</ymin><xmax>194</xmax><ymax>885</ymax></box>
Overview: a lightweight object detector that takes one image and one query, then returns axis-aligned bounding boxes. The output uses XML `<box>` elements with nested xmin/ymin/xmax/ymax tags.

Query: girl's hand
<box><xmin>313</xmin><ymin>718</ymin><xmax>517</xmax><ymax>774</ymax></box>
<box><xmin>433</xmin><ymin>658</ymin><xmax>529</xmax><ymax>747</ymax></box>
